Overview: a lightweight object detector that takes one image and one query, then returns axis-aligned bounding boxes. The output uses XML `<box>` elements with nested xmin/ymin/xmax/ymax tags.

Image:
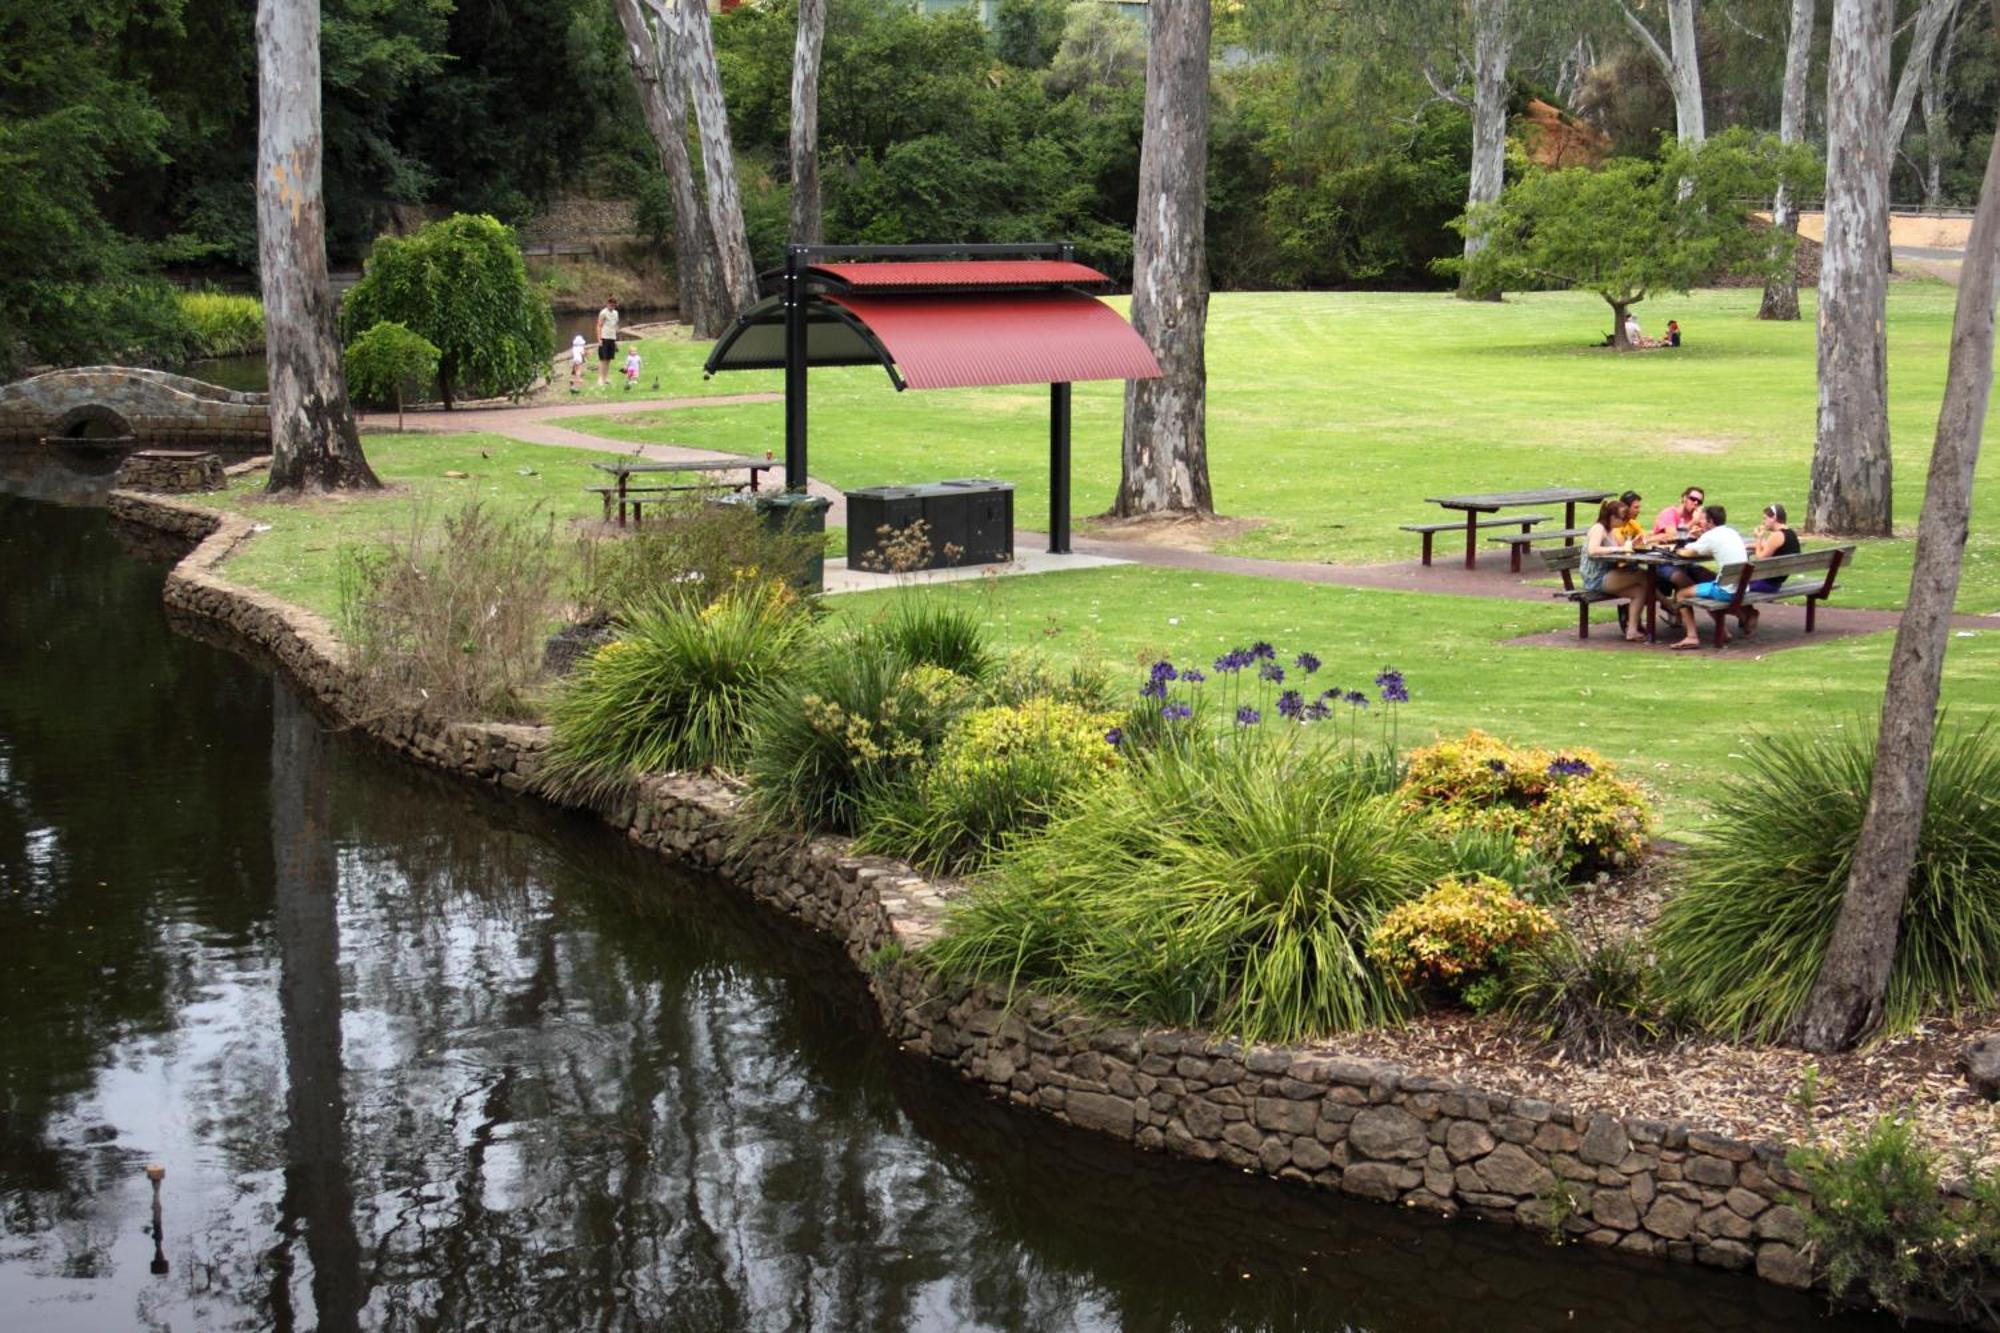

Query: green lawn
<box><xmin>825</xmin><ymin>563</ymin><xmax>2000</xmax><ymax>836</ymax></box>
<box><xmin>595</xmin><ymin>284</ymin><xmax>2000</xmax><ymax>612</ymax></box>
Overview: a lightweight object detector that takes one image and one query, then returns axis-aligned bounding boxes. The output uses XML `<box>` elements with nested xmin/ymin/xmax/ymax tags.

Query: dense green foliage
<box><xmin>926</xmin><ymin>736</ymin><xmax>1440</xmax><ymax>1041</ymax></box>
<box><xmin>342</xmin><ymin>320</ymin><xmax>439</xmax><ymax>414</ymax></box>
<box><xmin>339</xmin><ymin>214</ymin><xmax>554</xmax><ymax>404</ymax></box>
<box><xmin>1654</xmin><ymin>724</ymin><xmax>2000</xmax><ymax>1041</ymax></box>
<box><xmin>176</xmin><ymin>290</ymin><xmax>264</xmax><ymax>358</ymax></box>
<box><xmin>538</xmin><ymin>580</ymin><xmax>812</xmax><ymax>798</ymax></box>
<box><xmin>1364</xmin><ymin>874</ymin><xmax>1557</xmax><ymax>999</ymax></box>
<box><xmin>1492</xmin><ymin>931</ymin><xmax>1678</xmax><ymax>1062</ymax></box>
<box><xmin>1790</xmin><ymin>1115</ymin><xmax>2000</xmax><ymax>1323</ymax></box>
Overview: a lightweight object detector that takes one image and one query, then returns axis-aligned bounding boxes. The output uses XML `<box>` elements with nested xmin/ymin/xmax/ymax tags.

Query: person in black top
<box><xmin>1739</xmin><ymin>502</ymin><xmax>1800</xmax><ymax>637</ymax></box>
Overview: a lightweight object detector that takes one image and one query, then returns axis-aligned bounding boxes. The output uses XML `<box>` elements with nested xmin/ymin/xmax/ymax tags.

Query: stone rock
<box><xmin>1754</xmin><ymin>1204</ymin><xmax>1806</xmax><ymax>1245</ymax></box>
<box><xmin>1476</xmin><ymin>1143</ymin><xmax>1555</xmax><ymax>1196</ymax></box>
<box><xmin>1349</xmin><ymin>1105</ymin><xmax>1427</xmax><ymax>1160</ymax></box>
<box><xmin>1643</xmin><ymin>1195</ymin><xmax>1700</xmax><ymax>1241</ymax></box>
<box><xmin>1444</xmin><ymin>1120</ymin><xmax>1496</xmax><ymax>1163</ymax></box>
<box><xmin>1254</xmin><ymin>1096</ymin><xmax>1317</xmax><ymax>1136</ymax></box>
<box><xmin>1591</xmin><ymin>1187</ymin><xmax>1640</xmax><ymax>1230</ymax></box>
<box><xmin>1184</xmin><ymin>1099</ymin><xmax>1226</xmax><ymax>1140</ymax></box>
<box><xmin>1961</xmin><ymin>1033</ymin><xmax>2000</xmax><ymax>1101</ymax></box>
<box><xmin>1698</xmin><ymin>1238</ymin><xmax>1754</xmax><ymax>1271</ymax></box>
<box><xmin>1292</xmin><ymin>1138</ymin><xmax>1333</xmax><ymax>1171</ymax></box>
<box><xmin>1756</xmin><ymin>1242</ymin><xmax>1813</xmax><ymax>1289</ymax></box>
<box><xmin>1723</xmin><ymin>1187</ymin><xmax>1769</xmax><ymax>1219</ymax></box>
<box><xmin>1685</xmin><ymin>1154</ymin><xmax>1736</xmax><ymax>1188</ymax></box>
<box><xmin>1578</xmin><ymin>1114</ymin><xmax>1631</xmax><ymax>1167</ymax></box>
<box><xmin>1340</xmin><ymin>1161</ymin><xmax>1414</xmax><ymax>1202</ymax></box>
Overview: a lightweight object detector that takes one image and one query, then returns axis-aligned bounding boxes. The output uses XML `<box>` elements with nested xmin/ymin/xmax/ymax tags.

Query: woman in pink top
<box><xmin>1652</xmin><ymin>486</ymin><xmax>1704</xmax><ymax>538</ymax></box>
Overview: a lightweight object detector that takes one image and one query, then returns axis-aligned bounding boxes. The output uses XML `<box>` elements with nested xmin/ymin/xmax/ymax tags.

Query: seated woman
<box><xmin>1581</xmin><ymin>497</ymin><xmax>1652</xmax><ymax>643</ymax></box>
<box><xmin>1737</xmin><ymin>502</ymin><xmax>1801</xmax><ymax>638</ymax></box>
<box><xmin>1665</xmin><ymin>319</ymin><xmax>1682</xmax><ymax>348</ymax></box>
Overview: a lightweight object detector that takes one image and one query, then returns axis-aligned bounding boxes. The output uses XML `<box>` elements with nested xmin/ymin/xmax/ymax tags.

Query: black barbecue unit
<box><xmin>845</xmin><ymin>479</ymin><xmax>1014</xmax><ymax>570</ymax></box>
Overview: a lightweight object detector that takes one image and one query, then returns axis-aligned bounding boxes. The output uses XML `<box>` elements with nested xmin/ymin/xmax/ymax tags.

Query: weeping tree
<box><xmin>1810</xmin><ymin>0</ymin><xmax>1896</xmax><ymax>537</ymax></box>
<box><xmin>790</xmin><ymin>0</ymin><xmax>826</xmax><ymax>246</ymax></box>
<box><xmin>1760</xmin><ymin>0</ymin><xmax>1818</xmax><ymax>321</ymax></box>
<box><xmin>648</xmin><ymin>0</ymin><xmax>758</xmax><ymax>323</ymax></box>
<box><xmin>1799</xmin><ymin>65</ymin><xmax>2000</xmax><ymax>1054</ymax></box>
<box><xmin>256</xmin><ymin>0</ymin><xmax>378</xmax><ymax>493</ymax></box>
<box><xmin>613</xmin><ymin>0</ymin><xmax>726</xmax><ymax>337</ymax></box>
<box><xmin>1115</xmin><ymin>0</ymin><xmax>1212</xmax><ymax>518</ymax></box>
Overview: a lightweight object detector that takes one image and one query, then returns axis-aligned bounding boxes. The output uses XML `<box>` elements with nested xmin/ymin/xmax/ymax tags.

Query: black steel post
<box><xmin>1049</xmin><ymin>381</ymin><xmax>1072</xmax><ymax>554</ymax></box>
<box><xmin>783</xmin><ymin>245</ymin><xmax>808</xmax><ymax>492</ymax></box>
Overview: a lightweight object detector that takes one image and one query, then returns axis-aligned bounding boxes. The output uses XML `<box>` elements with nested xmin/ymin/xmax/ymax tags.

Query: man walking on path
<box><xmin>594</xmin><ymin>297</ymin><xmax>621</xmax><ymax>389</ymax></box>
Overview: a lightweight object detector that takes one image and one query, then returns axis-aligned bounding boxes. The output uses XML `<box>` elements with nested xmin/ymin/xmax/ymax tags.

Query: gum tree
<box><xmin>256</xmin><ymin>0</ymin><xmax>378</xmax><ymax>492</ymax></box>
<box><xmin>1759</xmin><ymin>0</ymin><xmax>1818</xmax><ymax>321</ymax></box>
<box><xmin>789</xmin><ymin>0</ymin><xmax>826</xmax><ymax>246</ymax></box>
<box><xmin>648</xmin><ymin>0</ymin><xmax>758</xmax><ymax>322</ymax></box>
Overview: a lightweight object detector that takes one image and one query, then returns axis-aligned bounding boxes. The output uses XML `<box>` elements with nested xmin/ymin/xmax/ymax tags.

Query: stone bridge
<box><xmin>0</xmin><ymin>366</ymin><xmax>269</xmax><ymax>459</ymax></box>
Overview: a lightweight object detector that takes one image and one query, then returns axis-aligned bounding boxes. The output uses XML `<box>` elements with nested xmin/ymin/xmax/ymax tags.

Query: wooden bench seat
<box><xmin>1486</xmin><ymin>525</ymin><xmax>1590</xmax><ymax>573</ymax></box>
<box><xmin>1536</xmin><ymin>546</ymin><xmax>1653</xmax><ymax>639</ymax></box>
<box><xmin>1684</xmin><ymin>546</ymin><xmax>1856</xmax><ymax>647</ymax></box>
<box><xmin>585</xmin><ymin>482</ymin><xmax>736</xmax><ymax>523</ymax></box>
<box><xmin>1400</xmin><ymin>514</ymin><xmax>1550</xmax><ymax>566</ymax></box>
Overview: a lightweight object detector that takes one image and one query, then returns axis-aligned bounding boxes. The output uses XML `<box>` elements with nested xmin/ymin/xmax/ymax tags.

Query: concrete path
<box><xmin>361</xmin><ymin>393</ymin><xmax>1990</xmax><ymax>648</ymax></box>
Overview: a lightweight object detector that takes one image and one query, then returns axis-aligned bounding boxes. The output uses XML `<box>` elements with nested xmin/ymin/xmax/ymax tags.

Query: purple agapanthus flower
<box><xmin>1150</xmin><ymin>660</ymin><xmax>1179</xmax><ymax>683</ymax></box>
<box><xmin>1213</xmin><ymin>649</ymin><xmax>1249</xmax><ymax>675</ymax></box>
<box><xmin>1375</xmin><ymin>668</ymin><xmax>1409</xmax><ymax>705</ymax></box>
<box><xmin>1276</xmin><ymin>689</ymin><xmax>1304</xmax><ymax>719</ymax></box>
<box><xmin>1104</xmin><ymin>727</ymin><xmax>1124</xmax><ymax>747</ymax></box>
<box><xmin>1161</xmin><ymin>703</ymin><xmax>1193</xmax><ymax>722</ymax></box>
<box><xmin>1259</xmin><ymin>662</ymin><xmax>1286</xmax><ymax>685</ymax></box>
<box><xmin>1140</xmin><ymin>678</ymin><xmax>1167</xmax><ymax>701</ymax></box>
<box><xmin>1548</xmin><ymin>756</ymin><xmax>1594</xmax><ymax>779</ymax></box>
<box><xmin>1303</xmin><ymin>700</ymin><xmax>1332</xmax><ymax>722</ymax></box>
<box><xmin>1180</xmin><ymin>667</ymin><xmax>1207</xmax><ymax>684</ymax></box>
<box><xmin>1250</xmin><ymin>641</ymin><xmax>1277</xmax><ymax>661</ymax></box>
<box><xmin>1294</xmin><ymin>652</ymin><xmax>1321</xmax><ymax>675</ymax></box>
<box><xmin>1485</xmin><ymin>758</ymin><xmax>1509</xmax><ymax>774</ymax></box>
<box><xmin>1344</xmin><ymin>691</ymin><xmax>1370</xmax><ymax>709</ymax></box>
<box><xmin>1235</xmin><ymin>706</ymin><xmax>1262</xmax><ymax>727</ymax></box>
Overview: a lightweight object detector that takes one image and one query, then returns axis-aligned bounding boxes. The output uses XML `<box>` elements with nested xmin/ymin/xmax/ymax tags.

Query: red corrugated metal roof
<box><xmin>821</xmin><ymin>290</ymin><xmax>1161</xmax><ymax>389</ymax></box>
<box><xmin>812</xmin><ymin>260</ymin><xmax>1111</xmax><ymax>291</ymax></box>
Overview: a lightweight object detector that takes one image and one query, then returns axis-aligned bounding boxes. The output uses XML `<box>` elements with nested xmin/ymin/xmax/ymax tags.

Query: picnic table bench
<box><xmin>1400</xmin><ymin>514</ymin><xmax>1550</xmax><ymax>568</ymax></box>
<box><xmin>1486</xmin><ymin>525</ymin><xmax>1591</xmax><ymax>574</ymax></box>
<box><xmin>1417</xmin><ymin>488</ymin><xmax>1612</xmax><ymax>570</ymax></box>
<box><xmin>1537</xmin><ymin>545</ymin><xmax>1659</xmax><ymax>640</ymax></box>
<box><xmin>589</xmin><ymin>456</ymin><xmax>779</xmax><ymax>526</ymax></box>
<box><xmin>1688</xmin><ymin>546</ymin><xmax>1856</xmax><ymax>647</ymax></box>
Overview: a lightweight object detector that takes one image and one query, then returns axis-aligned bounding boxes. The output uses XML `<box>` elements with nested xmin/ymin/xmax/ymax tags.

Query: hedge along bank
<box><xmin>107</xmin><ymin>486</ymin><xmax>1932</xmax><ymax>1308</ymax></box>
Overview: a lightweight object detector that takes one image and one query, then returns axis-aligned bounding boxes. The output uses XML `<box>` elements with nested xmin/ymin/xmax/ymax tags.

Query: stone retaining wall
<box><xmin>110</xmin><ymin>488</ymin><xmax>1838</xmax><ymax>1302</ymax></box>
<box><xmin>2</xmin><ymin>367</ymin><xmax>269</xmax><ymax>455</ymax></box>
<box><xmin>115</xmin><ymin>449</ymin><xmax>225</xmax><ymax>494</ymax></box>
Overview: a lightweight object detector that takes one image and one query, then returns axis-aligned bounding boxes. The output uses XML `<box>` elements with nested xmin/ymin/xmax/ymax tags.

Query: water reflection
<box><xmin>0</xmin><ymin>496</ymin><xmax>1895</xmax><ymax>1332</ymax></box>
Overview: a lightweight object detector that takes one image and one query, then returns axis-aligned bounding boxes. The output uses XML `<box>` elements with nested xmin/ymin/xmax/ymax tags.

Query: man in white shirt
<box><xmin>594</xmin><ymin>297</ymin><xmax>621</xmax><ymax>388</ymax></box>
<box><xmin>1669</xmin><ymin>504</ymin><xmax>1750</xmax><ymax>649</ymax></box>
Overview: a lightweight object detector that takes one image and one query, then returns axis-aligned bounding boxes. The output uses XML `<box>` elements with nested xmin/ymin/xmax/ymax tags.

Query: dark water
<box><xmin>0</xmin><ymin>496</ymin><xmax>1893</xmax><ymax>1332</ymax></box>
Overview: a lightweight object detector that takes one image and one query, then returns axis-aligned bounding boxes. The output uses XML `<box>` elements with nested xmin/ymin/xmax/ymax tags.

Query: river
<box><xmin>0</xmin><ymin>494</ymin><xmax>1893</xmax><ymax>1331</ymax></box>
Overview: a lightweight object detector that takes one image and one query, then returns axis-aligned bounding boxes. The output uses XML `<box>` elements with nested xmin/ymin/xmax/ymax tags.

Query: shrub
<box><xmin>343</xmin><ymin>320</ymin><xmax>440</xmax><ymax>427</ymax></box>
<box><xmin>536</xmin><ymin>580</ymin><xmax>811</xmax><ymax>800</ymax></box>
<box><xmin>856</xmin><ymin>697</ymin><xmax>1121</xmax><ymax>873</ymax></box>
<box><xmin>337</xmin><ymin>501</ymin><xmax>564</xmax><ymax>721</ymax></box>
<box><xmin>870</xmin><ymin>596</ymin><xmax>994</xmax><ymax>680</ymax></box>
<box><xmin>1365</xmin><ymin>875</ymin><xmax>1558</xmax><ymax>999</ymax></box>
<box><xmin>1398</xmin><ymin>730</ymin><xmax>1652</xmax><ymax>878</ymax></box>
<box><xmin>925</xmin><ymin>736</ymin><xmax>1445</xmax><ymax>1041</ymax></box>
<box><xmin>176</xmin><ymin>290</ymin><xmax>264</xmax><ymax>358</ymax></box>
<box><xmin>1654</xmin><ymin>723</ymin><xmax>2000</xmax><ymax>1041</ymax></box>
<box><xmin>981</xmin><ymin>649</ymin><xmax>1119</xmax><ymax>713</ymax></box>
<box><xmin>1492</xmin><ymin>930</ymin><xmax>1677</xmax><ymax>1062</ymax></box>
<box><xmin>1439</xmin><ymin>826</ymin><xmax>1564</xmax><ymax>903</ymax></box>
<box><xmin>742</xmin><ymin>634</ymin><xmax>975</xmax><ymax>835</ymax></box>
<box><xmin>1790</xmin><ymin>1115</ymin><xmax>2000</xmax><ymax>1322</ymax></box>
<box><xmin>573</xmin><ymin>496</ymin><xmax>820</xmax><ymax>621</ymax></box>
<box><xmin>339</xmin><ymin>213</ymin><xmax>554</xmax><ymax>405</ymax></box>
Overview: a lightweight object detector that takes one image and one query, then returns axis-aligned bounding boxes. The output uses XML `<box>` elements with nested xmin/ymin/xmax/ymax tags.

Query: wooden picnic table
<box><xmin>589</xmin><ymin>455</ymin><xmax>779</xmax><ymax>526</ymax></box>
<box><xmin>1423</xmin><ymin>488</ymin><xmax>1613</xmax><ymax>569</ymax></box>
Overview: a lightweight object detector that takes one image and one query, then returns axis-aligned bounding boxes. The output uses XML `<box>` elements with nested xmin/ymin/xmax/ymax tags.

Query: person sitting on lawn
<box><xmin>1669</xmin><ymin>504</ymin><xmax>1750</xmax><ymax>649</ymax></box>
<box><xmin>1665</xmin><ymin>319</ymin><xmax>1682</xmax><ymax>348</ymax></box>
<box><xmin>1583</xmin><ymin>497</ymin><xmax>1652</xmax><ymax>643</ymax></box>
<box><xmin>1623</xmin><ymin>312</ymin><xmax>1646</xmax><ymax>347</ymax></box>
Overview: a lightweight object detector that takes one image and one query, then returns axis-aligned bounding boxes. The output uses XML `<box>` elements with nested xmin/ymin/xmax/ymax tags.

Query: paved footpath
<box><xmin>362</xmin><ymin>394</ymin><xmax>1991</xmax><ymax>644</ymax></box>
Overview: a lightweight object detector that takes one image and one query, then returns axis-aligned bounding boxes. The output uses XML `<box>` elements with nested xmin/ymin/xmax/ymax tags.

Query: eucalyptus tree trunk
<box><xmin>1459</xmin><ymin>0</ymin><xmax>1513</xmax><ymax>302</ymax></box>
<box><xmin>613</xmin><ymin>0</ymin><xmax>725</xmax><ymax>337</ymax></box>
<box><xmin>1798</xmin><ymin>109</ymin><xmax>2000</xmax><ymax>1054</ymax></box>
<box><xmin>1919</xmin><ymin>0</ymin><xmax>1964</xmax><ymax>208</ymax></box>
<box><xmin>1116</xmin><ymin>0</ymin><xmax>1212</xmax><ymax>518</ymax></box>
<box><xmin>1760</xmin><ymin>0</ymin><xmax>1818</xmax><ymax>321</ymax></box>
<box><xmin>789</xmin><ymin>0</ymin><xmax>826</xmax><ymax>246</ymax></box>
<box><xmin>256</xmin><ymin>0</ymin><xmax>377</xmax><ymax>494</ymax></box>
<box><xmin>1619</xmin><ymin>0</ymin><xmax>1705</xmax><ymax>144</ymax></box>
<box><xmin>650</xmin><ymin>0</ymin><xmax>758</xmax><ymax>323</ymax></box>
<box><xmin>1810</xmin><ymin>0</ymin><xmax>1896</xmax><ymax>537</ymax></box>
<box><xmin>1887</xmin><ymin>0</ymin><xmax>1959</xmax><ymax>158</ymax></box>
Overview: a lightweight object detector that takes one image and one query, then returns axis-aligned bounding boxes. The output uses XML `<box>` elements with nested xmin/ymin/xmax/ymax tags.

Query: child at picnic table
<box><xmin>1582</xmin><ymin>497</ymin><xmax>1652</xmax><ymax>644</ymax></box>
<box><xmin>1613</xmin><ymin>490</ymin><xmax>1647</xmax><ymax>545</ymax></box>
<box><xmin>1669</xmin><ymin>504</ymin><xmax>1752</xmax><ymax>649</ymax></box>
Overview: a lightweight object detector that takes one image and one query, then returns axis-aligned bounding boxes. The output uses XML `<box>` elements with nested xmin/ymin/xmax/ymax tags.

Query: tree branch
<box><xmin>1617</xmin><ymin>1</ymin><xmax>1674</xmax><ymax>77</ymax></box>
<box><xmin>1420</xmin><ymin>59</ymin><xmax>1472</xmax><ymax>109</ymax></box>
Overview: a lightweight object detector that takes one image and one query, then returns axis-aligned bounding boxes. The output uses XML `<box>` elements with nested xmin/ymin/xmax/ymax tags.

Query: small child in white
<box><xmin>623</xmin><ymin>348</ymin><xmax>641</xmax><ymax>391</ymax></box>
<box><xmin>569</xmin><ymin>335</ymin><xmax>586</xmax><ymax>393</ymax></box>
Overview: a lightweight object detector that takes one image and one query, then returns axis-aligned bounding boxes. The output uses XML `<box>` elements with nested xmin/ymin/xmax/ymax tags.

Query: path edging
<box><xmin>110</xmin><ymin>487</ymin><xmax>1855</xmax><ymax>1303</ymax></box>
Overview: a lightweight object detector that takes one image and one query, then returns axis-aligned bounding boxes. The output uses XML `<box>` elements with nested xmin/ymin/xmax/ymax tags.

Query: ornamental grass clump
<box><xmin>856</xmin><ymin>697</ymin><xmax>1122</xmax><ymax>874</ymax></box>
<box><xmin>573</xmin><ymin>497</ymin><xmax>819</xmax><ymax>621</ymax></box>
<box><xmin>925</xmin><ymin>737</ymin><xmax>1445</xmax><ymax>1042</ymax></box>
<box><xmin>742</xmin><ymin>633</ymin><xmax>976</xmax><ymax>835</ymax></box>
<box><xmin>535</xmin><ymin>580</ymin><xmax>810</xmax><ymax>801</ymax></box>
<box><xmin>1653</xmin><ymin>723</ymin><xmax>2000</xmax><ymax>1041</ymax></box>
<box><xmin>1397</xmin><ymin>730</ymin><xmax>1652</xmax><ymax>879</ymax></box>
<box><xmin>1364</xmin><ymin>874</ymin><xmax>1557</xmax><ymax>1003</ymax></box>
<box><xmin>1492</xmin><ymin>930</ymin><xmax>1680</xmax><ymax>1063</ymax></box>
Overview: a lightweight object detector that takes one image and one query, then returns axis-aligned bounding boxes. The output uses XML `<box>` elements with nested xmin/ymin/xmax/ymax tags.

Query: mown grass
<box><xmin>592</xmin><ymin>283</ymin><xmax>2000</xmax><ymax>612</ymax></box>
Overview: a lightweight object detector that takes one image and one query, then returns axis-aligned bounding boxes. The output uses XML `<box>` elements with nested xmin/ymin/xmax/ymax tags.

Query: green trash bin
<box><xmin>710</xmin><ymin>490</ymin><xmax>831</xmax><ymax>593</ymax></box>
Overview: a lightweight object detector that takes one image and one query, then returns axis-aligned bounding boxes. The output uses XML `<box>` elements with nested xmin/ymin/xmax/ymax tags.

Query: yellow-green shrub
<box><xmin>858</xmin><ymin>697</ymin><xmax>1120</xmax><ymax>873</ymax></box>
<box><xmin>1365</xmin><ymin>874</ymin><xmax>1558</xmax><ymax>996</ymax></box>
<box><xmin>1399</xmin><ymin>730</ymin><xmax>1652</xmax><ymax>878</ymax></box>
